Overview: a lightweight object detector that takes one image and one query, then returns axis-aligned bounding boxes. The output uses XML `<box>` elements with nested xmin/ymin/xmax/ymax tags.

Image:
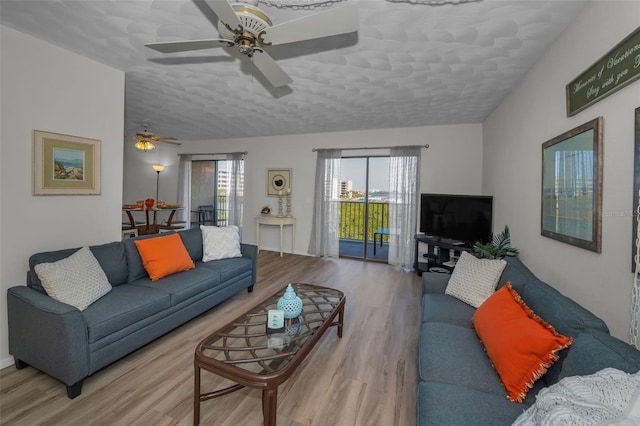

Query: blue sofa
<box><xmin>418</xmin><ymin>256</ymin><xmax>640</xmax><ymax>425</ymax></box>
<box><xmin>6</xmin><ymin>228</ymin><xmax>258</xmax><ymax>399</ymax></box>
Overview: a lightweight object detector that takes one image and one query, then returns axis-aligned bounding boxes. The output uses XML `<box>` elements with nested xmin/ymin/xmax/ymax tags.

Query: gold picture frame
<box><xmin>33</xmin><ymin>130</ymin><xmax>101</xmax><ymax>195</ymax></box>
<box><xmin>266</xmin><ymin>168</ymin><xmax>292</xmax><ymax>197</ymax></box>
<box><xmin>541</xmin><ymin>117</ymin><xmax>603</xmax><ymax>252</ymax></box>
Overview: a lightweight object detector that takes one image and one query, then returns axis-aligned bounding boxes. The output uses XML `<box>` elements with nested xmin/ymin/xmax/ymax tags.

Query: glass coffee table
<box><xmin>193</xmin><ymin>283</ymin><xmax>345</xmax><ymax>425</ymax></box>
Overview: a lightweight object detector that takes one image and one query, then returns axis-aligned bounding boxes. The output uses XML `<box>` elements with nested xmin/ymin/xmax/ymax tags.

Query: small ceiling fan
<box><xmin>134</xmin><ymin>124</ymin><xmax>181</xmax><ymax>152</ymax></box>
<box><xmin>145</xmin><ymin>0</ymin><xmax>359</xmax><ymax>87</ymax></box>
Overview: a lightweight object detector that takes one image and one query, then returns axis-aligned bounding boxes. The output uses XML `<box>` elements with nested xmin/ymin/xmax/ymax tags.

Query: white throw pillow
<box><xmin>201</xmin><ymin>225</ymin><xmax>242</xmax><ymax>262</ymax></box>
<box><xmin>445</xmin><ymin>251</ymin><xmax>507</xmax><ymax>308</ymax></box>
<box><xmin>34</xmin><ymin>246</ymin><xmax>112</xmax><ymax>311</ymax></box>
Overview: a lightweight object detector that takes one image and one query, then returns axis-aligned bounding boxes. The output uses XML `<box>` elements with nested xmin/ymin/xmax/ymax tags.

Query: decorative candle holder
<box><xmin>277</xmin><ymin>284</ymin><xmax>303</xmax><ymax>319</ymax></box>
<box><xmin>286</xmin><ymin>190</ymin><xmax>292</xmax><ymax>218</ymax></box>
<box><xmin>277</xmin><ymin>193</ymin><xmax>284</xmax><ymax>217</ymax></box>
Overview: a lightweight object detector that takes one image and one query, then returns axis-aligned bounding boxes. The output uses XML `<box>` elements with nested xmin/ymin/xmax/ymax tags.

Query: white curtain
<box><xmin>226</xmin><ymin>153</ymin><xmax>244</xmax><ymax>227</ymax></box>
<box><xmin>176</xmin><ymin>154</ymin><xmax>192</xmax><ymax>228</ymax></box>
<box><xmin>308</xmin><ymin>149</ymin><xmax>342</xmax><ymax>257</ymax></box>
<box><xmin>388</xmin><ymin>146</ymin><xmax>421</xmax><ymax>270</ymax></box>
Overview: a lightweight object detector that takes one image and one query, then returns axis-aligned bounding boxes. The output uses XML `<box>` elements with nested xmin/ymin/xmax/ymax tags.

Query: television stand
<box><xmin>414</xmin><ymin>234</ymin><xmax>472</xmax><ymax>276</ymax></box>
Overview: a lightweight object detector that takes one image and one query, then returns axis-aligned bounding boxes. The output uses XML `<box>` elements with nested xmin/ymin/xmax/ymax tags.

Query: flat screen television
<box><xmin>420</xmin><ymin>194</ymin><xmax>493</xmax><ymax>245</ymax></box>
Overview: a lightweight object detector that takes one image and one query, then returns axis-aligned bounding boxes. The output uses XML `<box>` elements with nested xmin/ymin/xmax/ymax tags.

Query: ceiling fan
<box><xmin>134</xmin><ymin>124</ymin><xmax>181</xmax><ymax>152</ymax></box>
<box><xmin>145</xmin><ymin>0</ymin><xmax>359</xmax><ymax>87</ymax></box>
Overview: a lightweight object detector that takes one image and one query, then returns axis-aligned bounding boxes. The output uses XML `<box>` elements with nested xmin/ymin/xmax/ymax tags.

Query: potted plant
<box><xmin>473</xmin><ymin>225</ymin><xmax>519</xmax><ymax>259</ymax></box>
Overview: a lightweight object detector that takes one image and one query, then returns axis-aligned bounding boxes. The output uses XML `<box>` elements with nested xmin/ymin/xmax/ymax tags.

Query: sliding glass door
<box><xmin>338</xmin><ymin>156</ymin><xmax>390</xmax><ymax>261</ymax></box>
<box><xmin>190</xmin><ymin>160</ymin><xmax>242</xmax><ymax>227</ymax></box>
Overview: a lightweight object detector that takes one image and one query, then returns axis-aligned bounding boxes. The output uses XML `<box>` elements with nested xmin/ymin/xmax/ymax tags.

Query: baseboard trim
<box><xmin>0</xmin><ymin>356</ymin><xmax>14</xmax><ymax>370</ymax></box>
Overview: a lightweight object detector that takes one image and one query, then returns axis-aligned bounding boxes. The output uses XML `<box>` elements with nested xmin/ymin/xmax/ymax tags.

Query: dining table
<box><xmin>122</xmin><ymin>206</ymin><xmax>183</xmax><ymax>234</ymax></box>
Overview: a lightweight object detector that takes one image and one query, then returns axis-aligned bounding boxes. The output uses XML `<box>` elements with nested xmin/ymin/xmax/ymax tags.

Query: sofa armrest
<box><xmin>7</xmin><ymin>286</ymin><xmax>89</xmax><ymax>386</ymax></box>
<box><xmin>241</xmin><ymin>243</ymin><xmax>258</xmax><ymax>285</ymax></box>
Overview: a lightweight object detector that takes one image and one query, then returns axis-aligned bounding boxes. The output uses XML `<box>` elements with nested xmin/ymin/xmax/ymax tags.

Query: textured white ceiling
<box><xmin>0</xmin><ymin>0</ymin><xmax>586</xmax><ymax>142</ymax></box>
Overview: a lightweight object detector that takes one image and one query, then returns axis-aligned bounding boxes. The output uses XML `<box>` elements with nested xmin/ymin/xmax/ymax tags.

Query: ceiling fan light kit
<box><xmin>134</xmin><ymin>140</ymin><xmax>156</xmax><ymax>152</ymax></box>
<box><xmin>145</xmin><ymin>1</ymin><xmax>359</xmax><ymax>88</ymax></box>
<box><xmin>133</xmin><ymin>123</ymin><xmax>180</xmax><ymax>152</ymax></box>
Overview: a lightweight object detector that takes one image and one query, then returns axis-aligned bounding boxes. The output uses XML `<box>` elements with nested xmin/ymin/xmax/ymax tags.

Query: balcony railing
<box><xmin>339</xmin><ymin>201</ymin><xmax>389</xmax><ymax>242</ymax></box>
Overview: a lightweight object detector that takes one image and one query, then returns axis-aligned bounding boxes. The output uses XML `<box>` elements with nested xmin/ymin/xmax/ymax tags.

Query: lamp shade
<box><xmin>152</xmin><ymin>165</ymin><xmax>165</xmax><ymax>172</ymax></box>
<box><xmin>135</xmin><ymin>140</ymin><xmax>156</xmax><ymax>151</ymax></box>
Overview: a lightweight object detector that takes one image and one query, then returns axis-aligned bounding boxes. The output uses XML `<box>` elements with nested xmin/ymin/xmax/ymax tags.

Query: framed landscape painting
<box><xmin>33</xmin><ymin>130</ymin><xmax>101</xmax><ymax>195</ymax></box>
<box><xmin>541</xmin><ymin>117</ymin><xmax>603</xmax><ymax>252</ymax></box>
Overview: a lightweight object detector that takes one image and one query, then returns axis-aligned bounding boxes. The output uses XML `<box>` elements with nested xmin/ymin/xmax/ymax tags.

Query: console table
<box><xmin>256</xmin><ymin>215</ymin><xmax>296</xmax><ymax>257</ymax></box>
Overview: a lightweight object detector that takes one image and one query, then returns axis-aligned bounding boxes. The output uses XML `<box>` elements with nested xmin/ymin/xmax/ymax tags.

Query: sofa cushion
<box><xmin>421</xmin><ymin>293</ymin><xmax>475</xmax><ymax>328</ymax></box>
<box><xmin>497</xmin><ymin>256</ymin><xmax>538</xmax><ymax>293</ymax></box>
<box><xmin>421</xmin><ymin>272</ymin><xmax>450</xmax><ymax>295</ymax></box>
<box><xmin>34</xmin><ymin>246</ymin><xmax>112</xmax><ymax>311</ymax></box>
<box><xmin>88</xmin><ymin>241</ymin><xmax>129</xmax><ymax>286</ymax></box>
<box><xmin>82</xmin><ymin>284</ymin><xmax>170</xmax><ymax>343</ymax></box>
<box><xmin>197</xmin><ymin>257</ymin><xmax>253</xmax><ymax>283</ymax></box>
<box><xmin>129</xmin><ymin>267</ymin><xmax>221</xmax><ymax>305</ymax></box>
<box><xmin>28</xmin><ymin>242</ymin><xmax>128</xmax><ymax>292</ymax></box>
<box><xmin>201</xmin><ymin>225</ymin><xmax>242</xmax><ymax>261</ymax></box>
<box><xmin>419</xmin><ymin>322</ymin><xmax>517</xmax><ymax>398</ymax></box>
<box><xmin>123</xmin><ymin>232</ymin><xmax>175</xmax><ymax>282</ymax></box>
<box><xmin>445</xmin><ymin>251</ymin><xmax>506</xmax><ymax>308</ymax></box>
<box><xmin>417</xmin><ymin>381</ymin><xmax>531</xmax><ymax>426</ymax></box>
<box><xmin>520</xmin><ymin>278</ymin><xmax>609</xmax><ymax>336</ymax></box>
<box><xmin>134</xmin><ymin>233</ymin><xmax>195</xmax><ymax>281</ymax></box>
<box><xmin>472</xmin><ymin>283</ymin><xmax>572</xmax><ymax>403</ymax></box>
<box><xmin>179</xmin><ymin>227</ymin><xmax>203</xmax><ymax>262</ymax></box>
<box><xmin>558</xmin><ymin>330</ymin><xmax>640</xmax><ymax>380</ymax></box>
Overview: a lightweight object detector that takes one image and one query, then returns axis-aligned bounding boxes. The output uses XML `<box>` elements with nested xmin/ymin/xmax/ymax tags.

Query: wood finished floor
<box><xmin>0</xmin><ymin>251</ymin><xmax>421</xmax><ymax>426</ymax></box>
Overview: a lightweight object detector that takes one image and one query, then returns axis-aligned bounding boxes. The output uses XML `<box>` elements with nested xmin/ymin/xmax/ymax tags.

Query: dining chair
<box><xmin>197</xmin><ymin>205</ymin><xmax>216</xmax><ymax>226</ymax></box>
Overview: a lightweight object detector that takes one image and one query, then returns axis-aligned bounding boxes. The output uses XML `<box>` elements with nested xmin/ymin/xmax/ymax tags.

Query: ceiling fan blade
<box><xmin>146</xmin><ymin>39</ymin><xmax>232</xmax><ymax>54</ymax></box>
<box><xmin>157</xmin><ymin>139</ymin><xmax>182</xmax><ymax>146</ymax></box>
<box><xmin>251</xmin><ymin>51</ymin><xmax>293</xmax><ymax>87</ymax></box>
<box><xmin>203</xmin><ymin>0</ymin><xmax>242</xmax><ymax>30</ymax></box>
<box><xmin>260</xmin><ymin>3</ymin><xmax>358</xmax><ymax>46</ymax></box>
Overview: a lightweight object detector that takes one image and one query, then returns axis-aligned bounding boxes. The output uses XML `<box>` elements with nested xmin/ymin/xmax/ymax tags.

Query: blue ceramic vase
<box><xmin>277</xmin><ymin>284</ymin><xmax>303</xmax><ymax>319</ymax></box>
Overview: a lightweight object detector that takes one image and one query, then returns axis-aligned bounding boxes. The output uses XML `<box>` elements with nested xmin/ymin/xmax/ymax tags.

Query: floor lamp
<box><xmin>152</xmin><ymin>165</ymin><xmax>165</xmax><ymax>204</ymax></box>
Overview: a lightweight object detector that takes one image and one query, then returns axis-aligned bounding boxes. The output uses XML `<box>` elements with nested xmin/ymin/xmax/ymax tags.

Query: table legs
<box><xmin>337</xmin><ymin>304</ymin><xmax>344</xmax><ymax>338</ymax></box>
<box><xmin>262</xmin><ymin>387</ymin><xmax>278</xmax><ymax>426</ymax></box>
<box><xmin>195</xmin><ymin>369</ymin><xmax>279</xmax><ymax>426</ymax></box>
<box><xmin>194</xmin><ymin>365</ymin><xmax>201</xmax><ymax>425</ymax></box>
<box><xmin>257</xmin><ymin>223</ymin><xmax>262</xmax><ymax>253</ymax></box>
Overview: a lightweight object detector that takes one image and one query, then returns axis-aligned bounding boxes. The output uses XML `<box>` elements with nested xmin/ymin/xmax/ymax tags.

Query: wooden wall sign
<box><xmin>566</xmin><ymin>26</ymin><xmax>640</xmax><ymax>116</ymax></box>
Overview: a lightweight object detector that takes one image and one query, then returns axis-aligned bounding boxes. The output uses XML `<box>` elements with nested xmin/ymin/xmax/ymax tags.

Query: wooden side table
<box><xmin>256</xmin><ymin>215</ymin><xmax>296</xmax><ymax>257</ymax></box>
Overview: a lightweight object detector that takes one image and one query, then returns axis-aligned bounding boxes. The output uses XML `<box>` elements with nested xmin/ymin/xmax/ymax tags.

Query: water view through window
<box><xmin>339</xmin><ymin>156</ymin><xmax>390</xmax><ymax>261</ymax></box>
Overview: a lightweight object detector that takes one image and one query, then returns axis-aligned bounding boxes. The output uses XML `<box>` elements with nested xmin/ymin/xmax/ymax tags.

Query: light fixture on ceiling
<box><xmin>135</xmin><ymin>139</ymin><xmax>156</xmax><ymax>152</ymax></box>
<box><xmin>133</xmin><ymin>124</ymin><xmax>179</xmax><ymax>151</ymax></box>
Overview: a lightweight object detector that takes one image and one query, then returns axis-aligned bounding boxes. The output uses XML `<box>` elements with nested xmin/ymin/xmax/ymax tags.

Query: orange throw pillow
<box><xmin>134</xmin><ymin>233</ymin><xmax>195</xmax><ymax>281</ymax></box>
<box><xmin>472</xmin><ymin>282</ymin><xmax>573</xmax><ymax>403</ymax></box>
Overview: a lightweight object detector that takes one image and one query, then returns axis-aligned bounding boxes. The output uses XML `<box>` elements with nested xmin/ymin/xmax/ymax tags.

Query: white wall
<box><xmin>483</xmin><ymin>1</ymin><xmax>640</xmax><ymax>341</ymax></box>
<box><xmin>123</xmin><ymin>124</ymin><xmax>484</xmax><ymax>253</ymax></box>
<box><xmin>0</xmin><ymin>26</ymin><xmax>125</xmax><ymax>367</ymax></box>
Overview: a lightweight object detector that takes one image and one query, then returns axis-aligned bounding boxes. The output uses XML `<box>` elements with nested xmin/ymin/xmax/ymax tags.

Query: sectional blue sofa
<box><xmin>418</xmin><ymin>256</ymin><xmax>640</xmax><ymax>425</ymax></box>
<box><xmin>6</xmin><ymin>228</ymin><xmax>257</xmax><ymax>399</ymax></box>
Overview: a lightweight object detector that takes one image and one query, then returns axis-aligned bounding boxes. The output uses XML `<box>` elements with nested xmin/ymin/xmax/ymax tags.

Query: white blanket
<box><xmin>512</xmin><ymin>368</ymin><xmax>640</xmax><ymax>426</ymax></box>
